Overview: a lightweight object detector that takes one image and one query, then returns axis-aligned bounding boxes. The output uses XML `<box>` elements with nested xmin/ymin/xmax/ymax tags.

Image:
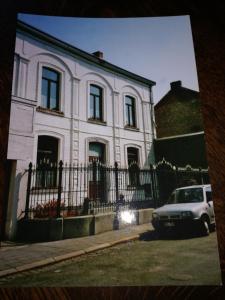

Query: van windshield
<box><xmin>167</xmin><ymin>188</ymin><xmax>204</xmax><ymax>204</ymax></box>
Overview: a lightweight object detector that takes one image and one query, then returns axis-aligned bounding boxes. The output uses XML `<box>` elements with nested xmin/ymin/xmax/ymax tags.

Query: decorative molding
<box><xmin>73</xmin><ymin>120</ymin><xmax>79</xmax><ymax>129</ymax></box>
<box><xmin>73</xmin><ymin>131</ymin><xmax>79</xmax><ymax>140</ymax></box>
<box><xmin>115</xmin><ymin>138</ymin><xmax>120</xmax><ymax>146</ymax></box>
<box><xmin>87</xmin><ymin>119</ymin><xmax>107</xmax><ymax>126</ymax></box>
<box><xmin>115</xmin><ymin>127</ymin><xmax>120</xmax><ymax>137</ymax></box>
<box><xmin>36</xmin><ymin>106</ymin><xmax>64</xmax><ymax>117</ymax></box>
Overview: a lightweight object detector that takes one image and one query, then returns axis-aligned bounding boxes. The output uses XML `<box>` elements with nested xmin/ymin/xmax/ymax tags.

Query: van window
<box><xmin>168</xmin><ymin>188</ymin><xmax>204</xmax><ymax>204</ymax></box>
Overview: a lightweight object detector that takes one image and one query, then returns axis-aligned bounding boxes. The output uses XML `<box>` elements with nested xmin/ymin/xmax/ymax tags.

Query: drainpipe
<box><xmin>149</xmin><ymin>86</ymin><xmax>156</xmax><ymax>140</ymax></box>
<box><xmin>149</xmin><ymin>86</ymin><xmax>156</xmax><ymax>164</ymax></box>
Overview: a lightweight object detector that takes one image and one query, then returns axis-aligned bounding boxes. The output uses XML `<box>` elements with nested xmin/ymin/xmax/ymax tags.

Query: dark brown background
<box><xmin>1</xmin><ymin>1</ymin><xmax>225</xmax><ymax>299</ymax></box>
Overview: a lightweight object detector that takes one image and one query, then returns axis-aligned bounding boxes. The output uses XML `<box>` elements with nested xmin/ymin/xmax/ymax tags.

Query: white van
<box><xmin>151</xmin><ymin>185</ymin><xmax>215</xmax><ymax>236</ymax></box>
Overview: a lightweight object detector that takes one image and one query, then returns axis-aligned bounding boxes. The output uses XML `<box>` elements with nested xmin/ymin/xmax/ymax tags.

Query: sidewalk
<box><xmin>0</xmin><ymin>223</ymin><xmax>152</xmax><ymax>278</ymax></box>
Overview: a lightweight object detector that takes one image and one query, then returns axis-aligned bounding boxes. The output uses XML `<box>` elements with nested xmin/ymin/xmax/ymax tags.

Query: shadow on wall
<box><xmin>153</xmin><ymin>132</ymin><xmax>208</xmax><ymax>169</ymax></box>
<box><xmin>5</xmin><ymin>164</ymin><xmax>28</xmax><ymax>240</ymax></box>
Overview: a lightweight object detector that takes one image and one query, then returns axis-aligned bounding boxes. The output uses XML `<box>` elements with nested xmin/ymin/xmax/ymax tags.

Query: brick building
<box><xmin>153</xmin><ymin>81</ymin><xmax>208</xmax><ymax>168</ymax></box>
<box><xmin>154</xmin><ymin>80</ymin><xmax>203</xmax><ymax>138</ymax></box>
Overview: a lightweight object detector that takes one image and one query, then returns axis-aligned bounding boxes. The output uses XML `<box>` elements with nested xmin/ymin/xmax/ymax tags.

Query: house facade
<box><xmin>154</xmin><ymin>81</ymin><xmax>207</xmax><ymax>168</ymax></box>
<box><xmin>6</xmin><ymin>21</ymin><xmax>156</xmax><ymax>239</ymax></box>
<box><xmin>154</xmin><ymin>80</ymin><xmax>204</xmax><ymax>138</ymax></box>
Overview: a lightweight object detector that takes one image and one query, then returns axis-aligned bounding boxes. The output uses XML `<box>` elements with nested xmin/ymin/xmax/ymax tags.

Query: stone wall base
<box><xmin>17</xmin><ymin>208</ymin><xmax>153</xmax><ymax>242</ymax></box>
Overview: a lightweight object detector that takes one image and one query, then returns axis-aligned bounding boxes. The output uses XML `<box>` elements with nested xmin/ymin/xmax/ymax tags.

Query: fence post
<box><xmin>25</xmin><ymin>162</ymin><xmax>32</xmax><ymax>219</ymax></box>
<box><xmin>93</xmin><ymin>160</ymin><xmax>97</xmax><ymax>201</ymax></box>
<box><xmin>199</xmin><ymin>167</ymin><xmax>204</xmax><ymax>184</ymax></box>
<box><xmin>56</xmin><ymin>160</ymin><xmax>63</xmax><ymax>218</ymax></box>
<box><xmin>175</xmin><ymin>166</ymin><xmax>179</xmax><ymax>188</ymax></box>
<box><xmin>115</xmin><ymin>162</ymin><xmax>119</xmax><ymax>202</ymax></box>
<box><xmin>150</xmin><ymin>164</ymin><xmax>155</xmax><ymax>208</ymax></box>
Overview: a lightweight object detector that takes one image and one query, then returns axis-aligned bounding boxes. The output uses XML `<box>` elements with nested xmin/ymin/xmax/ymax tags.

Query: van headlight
<box><xmin>152</xmin><ymin>212</ymin><xmax>159</xmax><ymax>220</ymax></box>
<box><xmin>181</xmin><ymin>211</ymin><xmax>193</xmax><ymax>218</ymax></box>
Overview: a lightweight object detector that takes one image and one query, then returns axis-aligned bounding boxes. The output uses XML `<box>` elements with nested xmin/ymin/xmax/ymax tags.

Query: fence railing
<box><xmin>24</xmin><ymin>160</ymin><xmax>210</xmax><ymax>219</ymax></box>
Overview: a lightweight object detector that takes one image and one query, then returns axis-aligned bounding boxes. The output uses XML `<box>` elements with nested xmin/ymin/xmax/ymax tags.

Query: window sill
<box><xmin>88</xmin><ymin>118</ymin><xmax>107</xmax><ymax>126</ymax></box>
<box><xmin>36</xmin><ymin>106</ymin><xmax>64</xmax><ymax>117</ymax></box>
<box><xmin>124</xmin><ymin>125</ymin><xmax>139</xmax><ymax>132</ymax></box>
<box><xmin>127</xmin><ymin>185</ymin><xmax>143</xmax><ymax>190</ymax></box>
<box><xmin>31</xmin><ymin>187</ymin><xmax>59</xmax><ymax>194</ymax></box>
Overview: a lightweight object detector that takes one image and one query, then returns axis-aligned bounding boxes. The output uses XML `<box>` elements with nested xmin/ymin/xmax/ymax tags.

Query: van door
<box><xmin>205</xmin><ymin>186</ymin><xmax>214</xmax><ymax>223</ymax></box>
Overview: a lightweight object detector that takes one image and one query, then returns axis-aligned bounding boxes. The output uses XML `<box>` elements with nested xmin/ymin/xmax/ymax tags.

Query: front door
<box><xmin>89</xmin><ymin>142</ymin><xmax>106</xmax><ymax>202</ymax></box>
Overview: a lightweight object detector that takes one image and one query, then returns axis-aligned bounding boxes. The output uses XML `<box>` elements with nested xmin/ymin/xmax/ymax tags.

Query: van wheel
<box><xmin>200</xmin><ymin>216</ymin><xmax>210</xmax><ymax>236</ymax></box>
<box><xmin>155</xmin><ymin>227</ymin><xmax>166</xmax><ymax>239</ymax></box>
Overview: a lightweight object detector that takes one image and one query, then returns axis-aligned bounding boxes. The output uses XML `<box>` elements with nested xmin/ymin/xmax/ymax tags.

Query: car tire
<box><xmin>200</xmin><ymin>216</ymin><xmax>210</xmax><ymax>236</ymax></box>
<box><xmin>155</xmin><ymin>227</ymin><xmax>167</xmax><ymax>239</ymax></box>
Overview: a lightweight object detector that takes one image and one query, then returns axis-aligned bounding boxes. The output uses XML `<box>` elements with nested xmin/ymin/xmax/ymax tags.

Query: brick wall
<box><xmin>155</xmin><ymin>84</ymin><xmax>204</xmax><ymax>138</ymax></box>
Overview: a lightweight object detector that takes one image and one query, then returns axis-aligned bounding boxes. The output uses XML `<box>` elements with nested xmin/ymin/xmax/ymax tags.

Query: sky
<box><xmin>18</xmin><ymin>14</ymin><xmax>199</xmax><ymax>104</ymax></box>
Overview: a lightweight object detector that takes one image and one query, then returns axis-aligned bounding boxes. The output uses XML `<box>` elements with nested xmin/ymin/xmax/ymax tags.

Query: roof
<box><xmin>155</xmin><ymin>85</ymin><xmax>199</xmax><ymax>109</ymax></box>
<box><xmin>17</xmin><ymin>21</ymin><xmax>156</xmax><ymax>87</ymax></box>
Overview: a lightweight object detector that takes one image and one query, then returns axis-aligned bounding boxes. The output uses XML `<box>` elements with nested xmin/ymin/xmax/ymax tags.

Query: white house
<box><xmin>6</xmin><ymin>21</ymin><xmax>156</xmax><ymax>239</ymax></box>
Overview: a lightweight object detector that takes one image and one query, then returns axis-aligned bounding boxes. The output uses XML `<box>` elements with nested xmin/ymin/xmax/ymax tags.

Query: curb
<box><xmin>0</xmin><ymin>234</ymin><xmax>140</xmax><ymax>279</ymax></box>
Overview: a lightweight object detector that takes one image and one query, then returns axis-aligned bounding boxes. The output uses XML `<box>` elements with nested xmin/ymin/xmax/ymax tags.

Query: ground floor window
<box><xmin>89</xmin><ymin>142</ymin><xmax>105</xmax><ymax>163</ymax></box>
<box><xmin>127</xmin><ymin>147</ymin><xmax>139</xmax><ymax>166</ymax></box>
<box><xmin>36</xmin><ymin>136</ymin><xmax>59</xmax><ymax>188</ymax></box>
<box><xmin>127</xmin><ymin>147</ymin><xmax>140</xmax><ymax>186</ymax></box>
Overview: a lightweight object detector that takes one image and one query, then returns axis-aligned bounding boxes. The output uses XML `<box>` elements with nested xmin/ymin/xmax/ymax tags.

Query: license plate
<box><xmin>164</xmin><ymin>222</ymin><xmax>175</xmax><ymax>227</ymax></box>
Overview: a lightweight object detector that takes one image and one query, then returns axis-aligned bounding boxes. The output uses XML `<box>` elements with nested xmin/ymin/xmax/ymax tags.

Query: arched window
<box><xmin>89</xmin><ymin>142</ymin><xmax>105</xmax><ymax>163</ymax></box>
<box><xmin>125</xmin><ymin>96</ymin><xmax>136</xmax><ymax>127</ymax></box>
<box><xmin>89</xmin><ymin>84</ymin><xmax>103</xmax><ymax>121</ymax></box>
<box><xmin>127</xmin><ymin>147</ymin><xmax>139</xmax><ymax>166</ymax></box>
<box><xmin>41</xmin><ymin>67</ymin><xmax>60</xmax><ymax>110</ymax></box>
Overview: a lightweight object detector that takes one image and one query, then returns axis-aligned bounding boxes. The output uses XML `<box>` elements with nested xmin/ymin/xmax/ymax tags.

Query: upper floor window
<box><xmin>125</xmin><ymin>96</ymin><xmax>136</xmax><ymax>127</ymax></box>
<box><xmin>41</xmin><ymin>67</ymin><xmax>60</xmax><ymax>111</ymax></box>
<box><xmin>90</xmin><ymin>84</ymin><xmax>103</xmax><ymax>121</ymax></box>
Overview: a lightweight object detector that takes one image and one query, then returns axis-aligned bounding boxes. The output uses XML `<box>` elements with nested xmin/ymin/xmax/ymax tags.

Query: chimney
<box><xmin>170</xmin><ymin>81</ymin><xmax>182</xmax><ymax>90</ymax></box>
<box><xmin>92</xmin><ymin>51</ymin><xmax>103</xmax><ymax>59</ymax></box>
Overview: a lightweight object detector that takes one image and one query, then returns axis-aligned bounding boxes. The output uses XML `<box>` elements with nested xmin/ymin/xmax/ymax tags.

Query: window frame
<box><xmin>89</xmin><ymin>84</ymin><xmax>103</xmax><ymax>121</ymax></box>
<box><xmin>125</xmin><ymin>95</ymin><xmax>136</xmax><ymax>127</ymax></box>
<box><xmin>127</xmin><ymin>146</ymin><xmax>140</xmax><ymax>187</ymax></box>
<box><xmin>35</xmin><ymin>135</ymin><xmax>59</xmax><ymax>189</ymax></box>
<box><xmin>127</xmin><ymin>147</ymin><xmax>139</xmax><ymax>166</ymax></box>
<box><xmin>89</xmin><ymin>141</ymin><xmax>105</xmax><ymax>163</ymax></box>
<box><xmin>41</xmin><ymin>67</ymin><xmax>60</xmax><ymax>111</ymax></box>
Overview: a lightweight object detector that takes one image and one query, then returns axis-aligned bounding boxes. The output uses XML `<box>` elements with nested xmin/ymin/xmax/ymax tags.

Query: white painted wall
<box><xmin>6</xmin><ymin>28</ymin><xmax>155</xmax><ymax>238</ymax></box>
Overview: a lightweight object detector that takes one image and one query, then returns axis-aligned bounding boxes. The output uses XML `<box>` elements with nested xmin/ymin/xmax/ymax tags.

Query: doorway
<box><xmin>88</xmin><ymin>142</ymin><xmax>106</xmax><ymax>202</ymax></box>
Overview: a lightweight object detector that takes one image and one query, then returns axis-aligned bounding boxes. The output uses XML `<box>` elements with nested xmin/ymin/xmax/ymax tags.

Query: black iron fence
<box><xmin>24</xmin><ymin>159</ymin><xmax>210</xmax><ymax>219</ymax></box>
